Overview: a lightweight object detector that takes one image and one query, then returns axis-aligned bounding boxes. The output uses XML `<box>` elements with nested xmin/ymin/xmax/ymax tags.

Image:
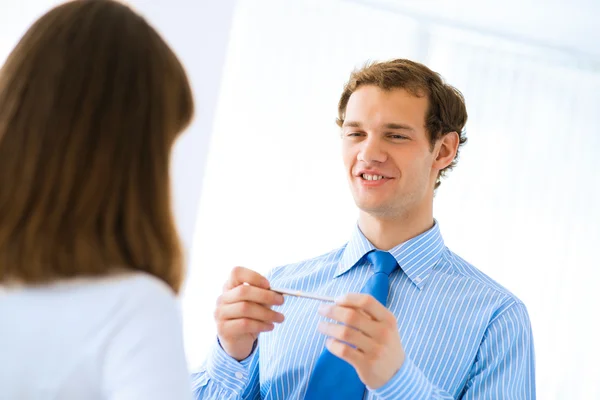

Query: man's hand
<box><xmin>317</xmin><ymin>293</ymin><xmax>405</xmax><ymax>389</ymax></box>
<box><xmin>215</xmin><ymin>267</ymin><xmax>285</xmax><ymax>361</ymax></box>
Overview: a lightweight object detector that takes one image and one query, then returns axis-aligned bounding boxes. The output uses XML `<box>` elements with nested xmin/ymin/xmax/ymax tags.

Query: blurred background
<box><xmin>2</xmin><ymin>1</ymin><xmax>599</xmax><ymax>398</ymax></box>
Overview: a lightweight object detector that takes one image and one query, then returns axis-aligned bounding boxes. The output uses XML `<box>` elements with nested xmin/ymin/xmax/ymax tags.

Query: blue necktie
<box><xmin>304</xmin><ymin>250</ymin><xmax>399</xmax><ymax>400</ymax></box>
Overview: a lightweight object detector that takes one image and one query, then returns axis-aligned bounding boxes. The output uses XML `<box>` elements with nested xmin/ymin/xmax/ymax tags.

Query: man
<box><xmin>191</xmin><ymin>59</ymin><xmax>535</xmax><ymax>399</ymax></box>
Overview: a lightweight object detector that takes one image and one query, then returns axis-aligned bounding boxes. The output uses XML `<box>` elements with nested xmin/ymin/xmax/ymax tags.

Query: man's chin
<box><xmin>355</xmin><ymin>201</ymin><xmax>395</xmax><ymax>217</ymax></box>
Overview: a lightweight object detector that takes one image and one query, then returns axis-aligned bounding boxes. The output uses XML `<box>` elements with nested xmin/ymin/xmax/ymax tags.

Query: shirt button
<box><xmin>414</xmin><ymin>277</ymin><xmax>422</xmax><ymax>284</ymax></box>
<box><xmin>235</xmin><ymin>372</ymin><xmax>244</xmax><ymax>379</ymax></box>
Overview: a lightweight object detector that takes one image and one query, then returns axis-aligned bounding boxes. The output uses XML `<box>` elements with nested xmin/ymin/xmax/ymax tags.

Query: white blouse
<box><xmin>0</xmin><ymin>272</ymin><xmax>192</xmax><ymax>399</ymax></box>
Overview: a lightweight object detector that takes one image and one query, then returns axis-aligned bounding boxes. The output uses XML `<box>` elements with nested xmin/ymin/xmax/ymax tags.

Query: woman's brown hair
<box><xmin>0</xmin><ymin>0</ymin><xmax>194</xmax><ymax>292</ymax></box>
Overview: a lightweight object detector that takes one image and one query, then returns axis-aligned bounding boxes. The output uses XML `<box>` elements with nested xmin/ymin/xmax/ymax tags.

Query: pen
<box><xmin>270</xmin><ymin>287</ymin><xmax>336</xmax><ymax>303</ymax></box>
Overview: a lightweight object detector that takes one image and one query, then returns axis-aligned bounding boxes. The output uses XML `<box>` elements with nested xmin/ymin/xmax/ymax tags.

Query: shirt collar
<box><xmin>335</xmin><ymin>220</ymin><xmax>445</xmax><ymax>290</ymax></box>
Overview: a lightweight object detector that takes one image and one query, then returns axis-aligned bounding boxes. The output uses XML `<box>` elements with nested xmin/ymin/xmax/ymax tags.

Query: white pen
<box><xmin>270</xmin><ymin>287</ymin><xmax>336</xmax><ymax>303</ymax></box>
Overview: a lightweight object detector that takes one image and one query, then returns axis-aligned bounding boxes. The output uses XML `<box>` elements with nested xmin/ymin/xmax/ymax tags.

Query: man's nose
<box><xmin>357</xmin><ymin>136</ymin><xmax>387</xmax><ymax>164</ymax></box>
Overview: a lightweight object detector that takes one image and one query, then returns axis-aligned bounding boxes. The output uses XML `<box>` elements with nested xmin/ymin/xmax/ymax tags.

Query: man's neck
<box><xmin>357</xmin><ymin>210</ymin><xmax>435</xmax><ymax>251</ymax></box>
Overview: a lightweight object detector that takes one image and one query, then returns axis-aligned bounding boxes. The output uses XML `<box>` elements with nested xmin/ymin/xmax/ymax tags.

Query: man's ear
<box><xmin>433</xmin><ymin>131</ymin><xmax>459</xmax><ymax>171</ymax></box>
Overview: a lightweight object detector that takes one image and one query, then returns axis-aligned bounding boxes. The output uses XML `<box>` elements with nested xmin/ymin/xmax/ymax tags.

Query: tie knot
<box><xmin>366</xmin><ymin>250</ymin><xmax>398</xmax><ymax>276</ymax></box>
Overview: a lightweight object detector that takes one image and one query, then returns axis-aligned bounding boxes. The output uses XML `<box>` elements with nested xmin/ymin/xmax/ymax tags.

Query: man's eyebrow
<box><xmin>383</xmin><ymin>123</ymin><xmax>415</xmax><ymax>131</ymax></box>
<box><xmin>342</xmin><ymin>121</ymin><xmax>415</xmax><ymax>131</ymax></box>
<box><xmin>342</xmin><ymin>121</ymin><xmax>362</xmax><ymax>128</ymax></box>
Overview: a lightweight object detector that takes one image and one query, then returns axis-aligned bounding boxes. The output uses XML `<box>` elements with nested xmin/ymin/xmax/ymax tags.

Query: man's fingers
<box><xmin>335</xmin><ymin>293</ymin><xmax>394</xmax><ymax>324</ymax></box>
<box><xmin>325</xmin><ymin>337</ymin><xmax>362</xmax><ymax>367</ymax></box>
<box><xmin>318</xmin><ymin>321</ymin><xmax>377</xmax><ymax>354</ymax></box>
<box><xmin>216</xmin><ymin>301</ymin><xmax>285</xmax><ymax>324</ymax></box>
<box><xmin>218</xmin><ymin>284</ymin><xmax>284</xmax><ymax>307</ymax></box>
<box><xmin>319</xmin><ymin>304</ymin><xmax>380</xmax><ymax>338</ymax></box>
<box><xmin>218</xmin><ymin>319</ymin><xmax>275</xmax><ymax>335</ymax></box>
<box><xmin>224</xmin><ymin>266</ymin><xmax>271</xmax><ymax>290</ymax></box>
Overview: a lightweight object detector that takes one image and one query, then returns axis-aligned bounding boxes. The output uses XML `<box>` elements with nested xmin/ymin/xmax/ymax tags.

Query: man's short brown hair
<box><xmin>0</xmin><ymin>0</ymin><xmax>194</xmax><ymax>292</ymax></box>
<box><xmin>338</xmin><ymin>59</ymin><xmax>468</xmax><ymax>188</ymax></box>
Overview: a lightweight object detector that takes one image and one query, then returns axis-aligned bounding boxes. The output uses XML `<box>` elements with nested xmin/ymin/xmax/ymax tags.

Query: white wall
<box><xmin>0</xmin><ymin>2</ymin><xmax>58</xmax><ymax>58</ymax></box>
<box><xmin>362</xmin><ymin>0</ymin><xmax>600</xmax><ymax>58</ymax></box>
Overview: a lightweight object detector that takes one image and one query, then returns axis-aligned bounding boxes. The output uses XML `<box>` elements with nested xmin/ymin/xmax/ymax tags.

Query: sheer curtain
<box><xmin>183</xmin><ymin>0</ymin><xmax>600</xmax><ymax>398</ymax></box>
<box><xmin>427</xmin><ymin>27</ymin><xmax>600</xmax><ymax>399</ymax></box>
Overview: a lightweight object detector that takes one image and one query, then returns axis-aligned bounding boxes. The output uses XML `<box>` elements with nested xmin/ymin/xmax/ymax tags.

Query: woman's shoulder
<box><xmin>1</xmin><ymin>271</ymin><xmax>178</xmax><ymax>320</ymax></box>
<box><xmin>0</xmin><ymin>272</ymin><xmax>180</xmax><ymax>340</ymax></box>
<box><xmin>87</xmin><ymin>272</ymin><xmax>179</xmax><ymax>316</ymax></box>
<box><xmin>104</xmin><ymin>271</ymin><xmax>175</xmax><ymax>297</ymax></box>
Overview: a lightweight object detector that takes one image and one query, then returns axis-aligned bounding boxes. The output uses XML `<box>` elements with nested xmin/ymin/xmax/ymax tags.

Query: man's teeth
<box><xmin>362</xmin><ymin>174</ymin><xmax>385</xmax><ymax>181</ymax></box>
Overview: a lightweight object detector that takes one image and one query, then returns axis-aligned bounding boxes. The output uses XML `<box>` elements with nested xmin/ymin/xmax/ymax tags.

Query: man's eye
<box><xmin>346</xmin><ymin>132</ymin><xmax>364</xmax><ymax>137</ymax></box>
<box><xmin>389</xmin><ymin>135</ymin><xmax>407</xmax><ymax>140</ymax></box>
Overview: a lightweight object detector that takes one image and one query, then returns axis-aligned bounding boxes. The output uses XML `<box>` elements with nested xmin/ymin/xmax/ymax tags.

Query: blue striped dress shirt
<box><xmin>191</xmin><ymin>222</ymin><xmax>535</xmax><ymax>399</ymax></box>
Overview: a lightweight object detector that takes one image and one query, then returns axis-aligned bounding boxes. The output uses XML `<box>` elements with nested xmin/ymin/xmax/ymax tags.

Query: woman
<box><xmin>0</xmin><ymin>1</ymin><xmax>194</xmax><ymax>398</ymax></box>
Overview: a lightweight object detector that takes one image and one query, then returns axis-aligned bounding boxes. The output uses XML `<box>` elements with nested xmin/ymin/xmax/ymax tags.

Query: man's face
<box><xmin>341</xmin><ymin>85</ymin><xmax>439</xmax><ymax>219</ymax></box>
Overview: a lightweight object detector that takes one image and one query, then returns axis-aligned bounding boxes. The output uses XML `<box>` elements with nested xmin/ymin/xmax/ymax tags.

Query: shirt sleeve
<box><xmin>368</xmin><ymin>356</ymin><xmax>453</xmax><ymax>400</ymax></box>
<box><xmin>369</xmin><ymin>301</ymin><xmax>535</xmax><ymax>400</ymax></box>
<box><xmin>101</xmin><ymin>276</ymin><xmax>193</xmax><ymax>400</ymax></box>
<box><xmin>190</xmin><ymin>265</ymin><xmax>289</xmax><ymax>400</ymax></box>
<box><xmin>190</xmin><ymin>338</ymin><xmax>260</xmax><ymax>400</ymax></box>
